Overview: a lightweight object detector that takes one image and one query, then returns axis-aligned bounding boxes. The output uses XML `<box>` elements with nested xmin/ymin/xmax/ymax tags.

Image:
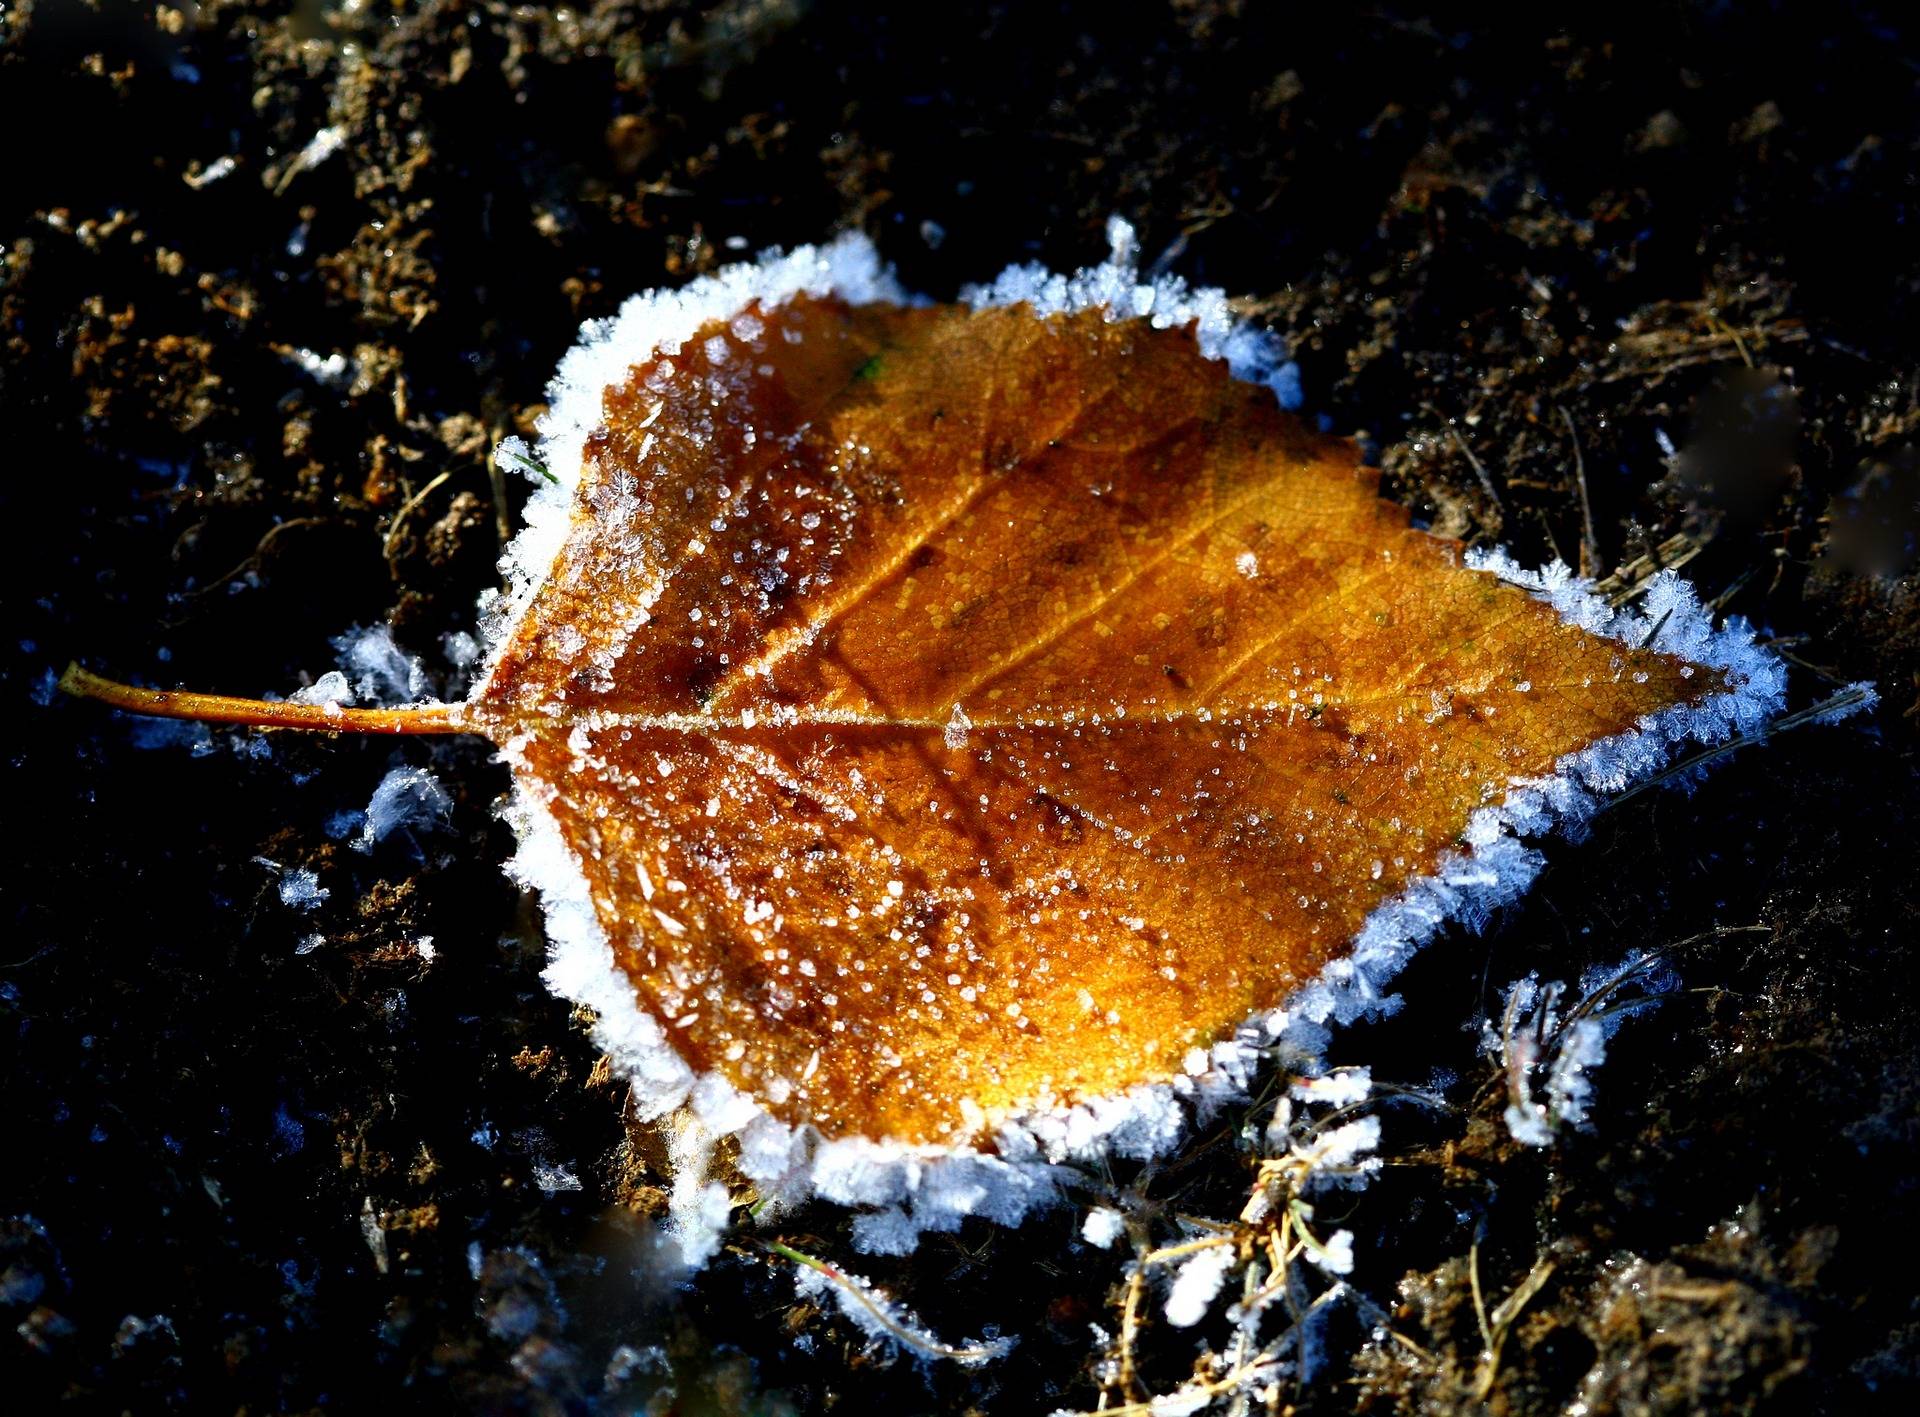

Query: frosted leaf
<box><xmin>477</xmin><ymin>289</ymin><xmax>1735</xmax><ymax>1155</ymax></box>
<box><xmin>71</xmin><ymin>222</ymin><xmax>1830</xmax><ymax>1268</ymax></box>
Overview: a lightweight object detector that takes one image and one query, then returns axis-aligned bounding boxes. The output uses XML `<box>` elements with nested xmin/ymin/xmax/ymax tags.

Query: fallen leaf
<box><xmin>469</xmin><ymin>292</ymin><xmax>1720</xmax><ymax>1146</ymax></box>
<box><xmin>64</xmin><ymin>234</ymin><xmax>1785</xmax><ymax>1176</ymax></box>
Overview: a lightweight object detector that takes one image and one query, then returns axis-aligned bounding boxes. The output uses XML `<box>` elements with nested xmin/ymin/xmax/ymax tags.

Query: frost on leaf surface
<box><xmin>470</xmin><ymin>276</ymin><xmax>1728</xmax><ymax>1152</ymax></box>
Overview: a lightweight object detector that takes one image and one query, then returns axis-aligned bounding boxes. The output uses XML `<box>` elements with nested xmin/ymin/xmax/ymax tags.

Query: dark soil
<box><xmin>4</xmin><ymin>2</ymin><xmax>1917</xmax><ymax>1412</ymax></box>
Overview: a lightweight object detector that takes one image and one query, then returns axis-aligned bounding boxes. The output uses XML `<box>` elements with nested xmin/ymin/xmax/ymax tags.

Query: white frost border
<box><xmin>485</xmin><ymin>220</ymin><xmax>1838</xmax><ymax>1262</ymax></box>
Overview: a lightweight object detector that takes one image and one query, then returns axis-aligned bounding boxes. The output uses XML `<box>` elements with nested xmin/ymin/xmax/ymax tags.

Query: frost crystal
<box><xmin>333</xmin><ymin>625</ymin><xmax>432</xmax><ymax>705</ymax></box>
<box><xmin>659</xmin><ymin>1114</ymin><xmax>735</xmax><ymax>1269</ymax></box>
<box><xmin>1483</xmin><ymin>952</ymin><xmax>1680</xmax><ymax>1146</ymax></box>
<box><xmin>285</xmin><ymin>348</ymin><xmax>351</xmax><ymax>390</ymax></box>
<box><xmin>352</xmin><ymin>766</ymin><xmax>453</xmax><ymax>852</ymax></box>
<box><xmin>791</xmin><ymin>1255</ymin><xmax>1015</xmax><ymax>1366</ymax></box>
<box><xmin>291</xmin><ymin>670</ymin><xmax>353</xmax><ymax>708</ymax></box>
<box><xmin>277</xmin><ymin>867</ymin><xmax>328</xmax><ymax>912</ymax></box>
<box><xmin>1297</xmin><ymin>1117</ymin><xmax>1383</xmax><ymax>1183</ymax></box>
<box><xmin>1290</xmin><ymin>1067</ymin><xmax>1373</xmax><ymax>1108</ymax></box>
<box><xmin>296</xmin><ymin>124</ymin><xmax>346</xmax><ymax>169</ymax></box>
<box><xmin>531</xmin><ymin>1161</ymin><xmax>583</xmax><ymax>1194</ymax></box>
<box><xmin>129</xmin><ymin>716</ymin><xmax>216</xmax><ymax>755</ymax></box>
<box><xmin>943</xmin><ymin>702</ymin><xmax>972</xmax><ymax>750</ymax></box>
<box><xmin>1082</xmin><ymin>1207</ymin><xmax>1126</xmax><ymax>1249</ymax></box>
<box><xmin>1165</xmin><ymin>1245</ymin><xmax>1235</xmax><ymax>1327</ymax></box>
<box><xmin>1309</xmin><ymin>1229</ymin><xmax>1356</xmax><ymax>1276</ymax></box>
<box><xmin>441</xmin><ymin>629</ymin><xmax>483</xmax><ymax>672</ymax></box>
<box><xmin>1808</xmin><ymin>679</ymin><xmax>1880</xmax><ymax>724</ymax></box>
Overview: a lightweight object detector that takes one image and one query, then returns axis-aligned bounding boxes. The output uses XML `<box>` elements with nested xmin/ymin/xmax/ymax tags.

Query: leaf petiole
<box><xmin>58</xmin><ymin>663</ymin><xmax>474</xmax><ymax>736</ymax></box>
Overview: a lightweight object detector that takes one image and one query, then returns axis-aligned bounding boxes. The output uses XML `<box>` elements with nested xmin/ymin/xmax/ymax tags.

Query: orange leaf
<box><xmin>66</xmin><ymin>230</ymin><xmax>1795</xmax><ymax>1245</ymax></box>
<box><xmin>472</xmin><ymin>250</ymin><xmax>1746</xmax><ymax>1154</ymax></box>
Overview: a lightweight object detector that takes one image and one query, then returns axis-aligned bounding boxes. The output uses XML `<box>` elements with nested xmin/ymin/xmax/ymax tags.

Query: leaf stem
<box><xmin>59</xmin><ymin>663</ymin><xmax>474</xmax><ymax>736</ymax></box>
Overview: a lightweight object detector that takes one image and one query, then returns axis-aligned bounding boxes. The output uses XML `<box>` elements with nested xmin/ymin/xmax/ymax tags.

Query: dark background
<box><xmin>3</xmin><ymin>1</ymin><xmax>1917</xmax><ymax>1411</ymax></box>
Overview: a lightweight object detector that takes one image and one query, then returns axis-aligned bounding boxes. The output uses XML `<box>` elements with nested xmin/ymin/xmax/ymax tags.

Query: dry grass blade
<box><xmin>1473</xmin><ymin>1254</ymin><xmax>1558</xmax><ymax>1399</ymax></box>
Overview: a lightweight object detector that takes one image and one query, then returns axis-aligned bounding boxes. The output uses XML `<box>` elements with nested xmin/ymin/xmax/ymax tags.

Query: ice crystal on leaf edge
<box><xmin>483</xmin><ymin>219</ymin><xmax>1836</xmax><ymax>1266</ymax></box>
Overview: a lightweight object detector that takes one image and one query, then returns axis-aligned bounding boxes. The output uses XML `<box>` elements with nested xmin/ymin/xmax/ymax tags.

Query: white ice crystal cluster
<box><xmin>484</xmin><ymin>220</ymin><xmax>1831</xmax><ymax>1266</ymax></box>
<box><xmin>963</xmin><ymin>216</ymin><xmax>1304</xmax><ymax>411</ymax></box>
<box><xmin>332</xmin><ymin>625</ymin><xmax>433</xmax><ymax>705</ymax></box>
<box><xmin>277</xmin><ymin>866</ymin><xmax>328</xmax><ymax>912</ymax></box>
<box><xmin>293</xmin><ymin>625</ymin><xmax>436</xmax><ymax>713</ymax></box>
<box><xmin>1482</xmin><ymin>952</ymin><xmax>1681</xmax><ymax>1147</ymax></box>
<box><xmin>351</xmin><ymin>766</ymin><xmax>453</xmax><ymax>853</ymax></box>
<box><xmin>1163</xmin><ymin>1246</ymin><xmax>1237</xmax><ymax>1329</ymax></box>
<box><xmin>1081</xmin><ymin>1206</ymin><xmax>1127</xmax><ymax>1250</ymax></box>
<box><xmin>1108</xmin><ymin>1062</ymin><xmax>1385</xmax><ymax>1409</ymax></box>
